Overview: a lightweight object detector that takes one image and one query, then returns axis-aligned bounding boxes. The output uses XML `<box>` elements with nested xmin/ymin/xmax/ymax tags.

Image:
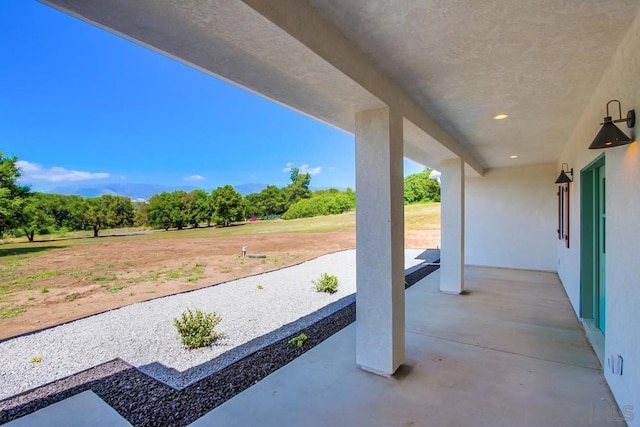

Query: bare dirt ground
<box><xmin>0</xmin><ymin>229</ymin><xmax>440</xmax><ymax>340</ymax></box>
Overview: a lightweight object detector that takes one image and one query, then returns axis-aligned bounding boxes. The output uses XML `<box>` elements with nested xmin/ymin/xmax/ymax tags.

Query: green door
<box><xmin>596</xmin><ymin>164</ymin><xmax>606</xmax><ymax>333</ymax></box>
<box><xmin>580</xmin><ymin>155</ymin><xmax>606</xmax><ymax>335</ymax></box>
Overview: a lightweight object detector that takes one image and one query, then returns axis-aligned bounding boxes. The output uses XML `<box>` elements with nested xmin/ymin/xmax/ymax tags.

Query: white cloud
<box><xmin>283</xmin><ymin>163</ymin><xmax>322</xmax><ymax>176</ymax></box>
<box><xmin>16</xmin><ymin>160</ymin><xmax>110</xmax><ymax>183</ymax></box>
<box><xmin>282</xmin><ymin>162</ymin><xmax>295</xmax><ymax>173</ymax></box>
<box><xmin>301</xmin><ymin>164</ymin><xmax>322</xmax><ymax>176</ymax></box>
<box><xmin>184</xmin><ymin>174</ymin><xmax>205</xmax><ymax>182</ymax></box>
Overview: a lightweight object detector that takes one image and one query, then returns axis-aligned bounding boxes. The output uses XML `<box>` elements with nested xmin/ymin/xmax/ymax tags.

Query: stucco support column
<box><xmin>440</xmin><ymin>158</ymin><xmax>465</xmax><ymax>294</ymax></box>
<box><xmin>355</xmin><ymin>107</ymin><xmax>405</xmax><ymax>376</ymax></box>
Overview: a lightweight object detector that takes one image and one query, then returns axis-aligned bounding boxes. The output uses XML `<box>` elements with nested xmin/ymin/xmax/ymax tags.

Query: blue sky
<box><xmin>1</xmin><ymin>0</ymin><xmax>425</xmax><ymax>193</ymax></box>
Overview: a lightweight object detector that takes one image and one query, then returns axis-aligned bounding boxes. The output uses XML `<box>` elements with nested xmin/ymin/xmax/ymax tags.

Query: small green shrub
<box><xmin>257</xmin><ymin>284</ymin><xmax>264</xmax><ymax>290</ymax></box>
<box><xmin>313</xmin><ymin>273</ymin><xmax>339</xmax><ymax>294</ymax></box>
<box><xmin>289</xmin><ymin>333</ymin><xmax>307</xmax><ymax>347</ymax></box>
<box><xmin>30</xmin><ymin>356</ymin><xmax>43</xmax><ymax>363</ymax></box>
<box><xmin>41</xmin><ymin>287</ymin><xmax>49</xmax><ymax>294</ymax></box>
<box><xmin>174</xmin><ymin>309</ymin><xmax>224</xmax><ymax>349</ymax></box>
<box><xmin>107</xmin><ymin>285</ymin><xmax>125</xmax><ymax>293</ymax></box>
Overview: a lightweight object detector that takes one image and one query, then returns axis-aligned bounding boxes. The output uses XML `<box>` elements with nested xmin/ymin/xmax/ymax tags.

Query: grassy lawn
<box><xmin>145</xmin><ymin>202</ymin><xmax>440</xmax><ymax>238</ymax></box>
<box><xmin>0</xmin><ymin>203</ymin><xmax>440</xmax><ymax>327</ymax></box>
<box><xmin>1</xmin><ymin>202</ymin><xmax>440</xmax><ymax>247</ymax></box>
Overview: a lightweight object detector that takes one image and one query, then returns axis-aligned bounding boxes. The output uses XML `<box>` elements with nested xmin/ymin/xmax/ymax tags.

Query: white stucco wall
<box><xmin>557</xmin><ymin>13</ymin><xmax>640</xmax><ymax>426</ymax></box>
<box><xmin>465</xmin><ymin>163</ymin><xmax>557</xmax><ymax>271</ymax></box>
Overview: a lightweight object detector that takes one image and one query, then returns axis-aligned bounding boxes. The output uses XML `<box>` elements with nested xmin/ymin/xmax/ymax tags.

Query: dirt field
<box><xmin>0</xmin><ymin>206</ymin><xmax>440</xmax><ymax>340</ymax></box>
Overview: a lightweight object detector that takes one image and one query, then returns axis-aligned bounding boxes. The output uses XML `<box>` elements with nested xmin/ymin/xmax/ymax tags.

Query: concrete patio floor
<box><xmin>192</xmin><ymin>266</ymin><xmax>625</xmax><ymax>427</ymax></box>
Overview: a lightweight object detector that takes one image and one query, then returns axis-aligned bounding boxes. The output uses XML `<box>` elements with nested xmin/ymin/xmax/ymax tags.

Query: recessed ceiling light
<box><xmin>494</xmin><ymin>114</ymin><xmax>509</xmax><ymax>120</ymax></box>
<box><xmin>510</xmin><ymin>155</ymin><xmax>518</xmax><ymax>159</ymax></box>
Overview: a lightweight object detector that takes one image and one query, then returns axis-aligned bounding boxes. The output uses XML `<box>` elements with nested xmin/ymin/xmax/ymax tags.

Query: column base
<box><xmin>357</xmin><ymin>364</ymin><xmax>397</xmax><ymax>378</ymax></box>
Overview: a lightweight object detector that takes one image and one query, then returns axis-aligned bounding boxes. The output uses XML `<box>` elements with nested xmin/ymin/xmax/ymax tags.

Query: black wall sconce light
<box><xmin>556</xmin><ymin>163</ymin><xmax>572</xmax><ymax>248</ymax></box>
<box><xmin>555</xmin><ymin>163</ymin><xmax>573</xmax><ymax>184</ymax></box>
<box><xmin>589</xmin><ymin>99</ymin><xmax>635</xmax><ymax>149</ymax></box>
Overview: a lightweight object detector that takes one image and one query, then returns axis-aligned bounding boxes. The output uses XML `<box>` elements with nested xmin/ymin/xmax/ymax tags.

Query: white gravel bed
<box><xmin>0</xmin><ymin>249</ymin><xmax>428</xmax><ymax>400</ymax></box>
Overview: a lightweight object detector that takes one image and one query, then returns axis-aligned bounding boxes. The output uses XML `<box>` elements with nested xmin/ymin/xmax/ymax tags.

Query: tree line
<box><xmin>19</xmin><ymin>192</ymin><xmax>135</xmax><ymax>240</ymax></box>
<box><xmin>1</xmin><ymin>151</ymin><xmax>440</xmax><ymax>241</ymax></box>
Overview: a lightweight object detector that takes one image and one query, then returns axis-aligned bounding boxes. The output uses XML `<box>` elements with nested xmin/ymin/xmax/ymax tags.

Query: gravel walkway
<box><xmin>0</xmin><ymin>249</ymin><xmax>430</xmax><ymax>401</ymax></box>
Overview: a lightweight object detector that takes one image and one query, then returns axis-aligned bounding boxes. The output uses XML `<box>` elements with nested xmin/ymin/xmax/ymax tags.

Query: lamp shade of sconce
<box><xmin>555</xmin><ymin>170</ymin><xmax>572</xmax><ymax>184</ymax></box>
<box><xmin>555</xmin><ymin>163</ymin><xmax>573</xmax><ymax>184</ymax></box>
<box><xmin>589</xmin><ymin>100</ymin><xmax>635</xmax><ymax>149</ymax></box>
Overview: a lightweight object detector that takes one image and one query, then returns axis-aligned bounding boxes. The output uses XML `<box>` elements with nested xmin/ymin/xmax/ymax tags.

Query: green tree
<box><xmin>148</xmin><ymin>192</ymin><xmax>173</xmax><ymax>230</ymax></box>
<box><xmin>243</xmin><ymin>192</ymin><xmax>264</xmax><ymax>218</ymax></box>
<box><xmin>102</xmin><ymin>194</ymin><xmax>135</xmax><ymax>228</ymax></box>
<box><xmin>83</xmin><ymin>197</ymin><xmax>108</xmax><ymax>237</ymax></box>
<box><xmin>184</xmin><ymin>189</ymin><xmax>211</xmax><ymax>228</ymax></box>
<box><xmin>260</xmin><ymin>185</ymin><xmax>288</xmax><ymax>216</ymax></box>
<box><xmin>44</xmin><ymin>194</ymin><xmax>71</xmax><ymax>230</ymax></box>
<box><xmin>403</xmin><ymin>169</ymin><xmax>441</xmax><ymax>204</ymax></box>
<box><xmin>20</xmin><ymin>193</ymin><xmax>54</xmax><ymax>241</ymax></box>
<box><xmin>205</xmin><ymin>191</ymin><xmax>217</xmax><ymax>227</ymax></box>
<box><xmin>134</xmin><ymin>201</ymin><xmax>150</xmax><ymax>227</ymax></box>
<box><xmin>64</xmin><ymin>195</ymin><xmax>89</xmax><ymax>231</ymax></box>
<box><xmin>283</xmin><ymin>168</ymin><xmax>311</xmax><ymax>208</ymax></box>
<box><xmin>38</xmin><ymin>193</ymin><xmax>87</xmax><ymax>231</ymax></box>
<box><xmin>211</xmin><ymin>185</ymin><xmax>244</xmax><ymax>226</ymax></box>
<box><xmin>148</xmin><ymin>191</ymin><xmax>187</xmax><ymax>230</ymax></box>
<box><xmin>171</xmin><ymin>191</ymin><xmax>188</xmax><ymax>230</ymax></box>
<box><xmin>0</xmin><ymin>152</ymin><xmax>30</xmax><ymax>237</ymax></box>
<box><xmin>245</xmin><ymin>185</ymin><xmax>288</xmax><ymax>218</ymax></box>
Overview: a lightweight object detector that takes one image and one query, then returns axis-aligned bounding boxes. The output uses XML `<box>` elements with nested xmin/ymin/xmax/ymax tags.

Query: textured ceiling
<box><xmin>42</xmin><ymin>0</ymin><xmax>640</xmax><ymax>170</ymax></box>
<box><xmin>308</xmin><ymin>0</ymin><xmax>640</xmax><ymax>168</ymax></box>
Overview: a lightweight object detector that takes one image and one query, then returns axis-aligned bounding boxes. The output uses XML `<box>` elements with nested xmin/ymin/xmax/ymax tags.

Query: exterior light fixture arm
<box><xmin>604</xmin><ymin>99</ymin><xmax>636</xmax><ymax>128</ymax></box>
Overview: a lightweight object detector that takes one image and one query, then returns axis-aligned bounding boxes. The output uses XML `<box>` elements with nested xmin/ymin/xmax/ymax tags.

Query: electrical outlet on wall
<box><xmin>607</xmin><ymin>354</ymin><xmax>624</xmax><ymax>375</ymax></box>
<box><xmin>617</xmin><ymin>355</ymin><xmax>623</xmax><ymax>375</ymax></box>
